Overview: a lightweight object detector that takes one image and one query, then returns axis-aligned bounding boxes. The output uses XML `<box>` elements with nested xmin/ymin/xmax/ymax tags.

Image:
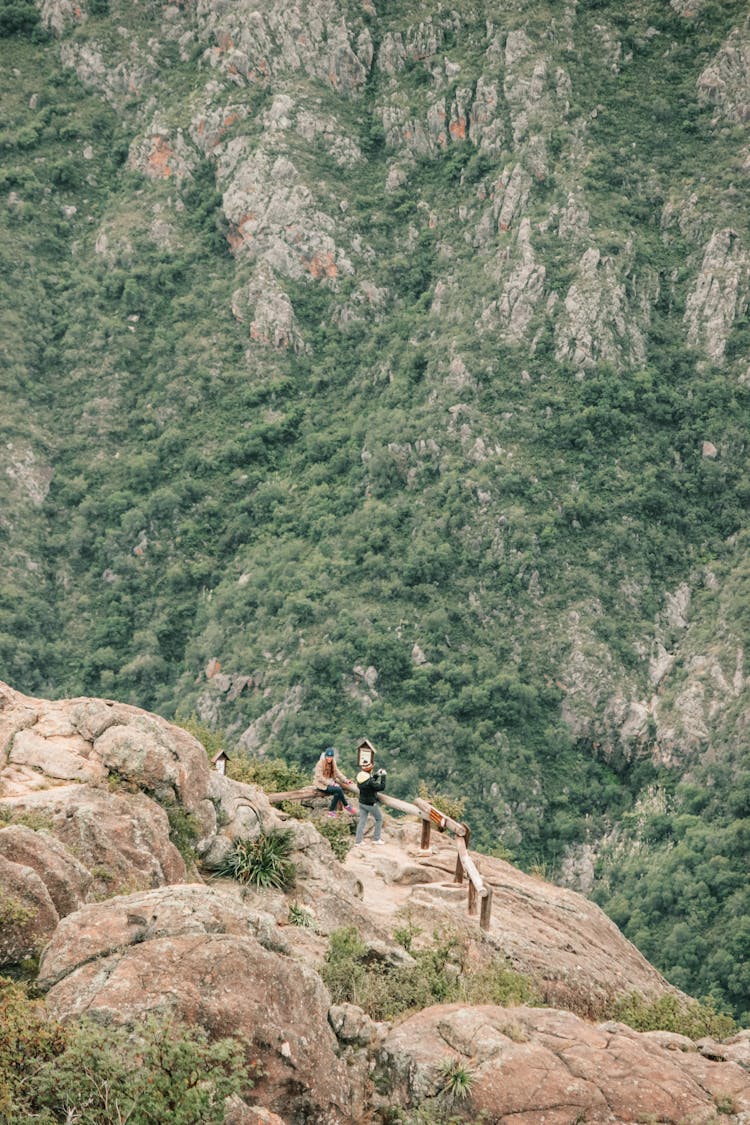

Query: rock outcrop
<box><xmin>41</xmin><ymin>886</ymin><xmax>363</xmax><ymax>1125</ymax></box>
<box><xmin>3</xmin><ymin>680</ymin><xmax>750</xmax><ymax>1123</ymax></box>
<box><xmin>376</xmin><ymin>1004</ymin><xmax>750</xmax><ymax>1124</ymax></box>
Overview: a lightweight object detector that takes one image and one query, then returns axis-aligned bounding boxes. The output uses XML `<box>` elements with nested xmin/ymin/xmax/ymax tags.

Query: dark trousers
<box><xmin>322</xmin><ymin>784</ymin><xmax>346</xmax><ymax>812</ymax></box>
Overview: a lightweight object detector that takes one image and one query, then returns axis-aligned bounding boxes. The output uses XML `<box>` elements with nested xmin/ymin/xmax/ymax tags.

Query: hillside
<box><xmin>2</xmin><ymin>0</ymin><xmax>750</xmax><ymax>1020</ymax></box>
<box><xmin>2</xmin><ymin>680</ymin><xmax>750</xmax><ymax>1124</ymax></box>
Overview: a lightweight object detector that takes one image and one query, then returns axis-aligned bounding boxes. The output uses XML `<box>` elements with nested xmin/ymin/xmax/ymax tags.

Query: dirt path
<box><xmin>341</xmin><ymin>826</ymin><xmax>456</xmax><ymax>927</ymax></box>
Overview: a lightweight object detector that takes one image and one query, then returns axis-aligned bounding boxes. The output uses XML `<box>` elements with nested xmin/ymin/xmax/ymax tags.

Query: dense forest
<box><xmin>2</xmin><ymin>0</ymin><xmax>750</xmax><ymax>1019</ymax></box>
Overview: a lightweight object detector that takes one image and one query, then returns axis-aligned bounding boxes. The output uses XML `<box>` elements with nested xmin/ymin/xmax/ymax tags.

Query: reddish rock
<box><xmin>37</xmin><ymin>884</ymin><xmax>288</xmax><ymax>989</ymax></box>
<box><xmin>377</xmin><ymin>1004</ymin><xmax>750</xmax><ymax>1123</ymax></box>
<box><xmin>0</xmin><ymin>852</ymin><xmax>58</xmax><ymax>966</ymax></box>
<box><xmin>0</xmin><ymin>681</ymin><xmax>215</xmax><ymax>839</ymax></box>
<box><xmin>0</xmin><ymin>785</ymin><xmax>186</xmax><ymax>897</ymax></box>
<box><xmin>0</xmin><ymin>823</ymin><xmax>91</xmax><ymax>917</ymax></box>
<box><xmin>45</xmin><ymin>925</ymin><xmax>365</xmax><ymax>1123</ymax></box>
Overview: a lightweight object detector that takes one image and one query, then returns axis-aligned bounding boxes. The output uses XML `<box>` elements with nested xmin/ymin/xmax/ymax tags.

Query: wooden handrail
<box><xmin>265</xmin><ymin>782</ymin><xmax>491</xmax><ymax>930</ymax></box>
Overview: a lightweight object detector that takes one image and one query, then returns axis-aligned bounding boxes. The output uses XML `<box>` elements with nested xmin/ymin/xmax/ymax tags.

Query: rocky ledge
<box><xmin>1</xmin><ymin>680</ymin><xmax>749</xmax><ymax>1123</ymax></box>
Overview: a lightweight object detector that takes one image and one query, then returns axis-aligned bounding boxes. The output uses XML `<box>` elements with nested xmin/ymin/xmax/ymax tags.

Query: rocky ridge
<box><xmin>2</xmin><ymin>680</ymin><xmax>750</xmax><ymax>1123</ymax></box>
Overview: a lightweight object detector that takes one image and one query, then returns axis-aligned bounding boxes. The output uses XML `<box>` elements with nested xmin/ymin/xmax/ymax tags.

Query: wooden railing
<box><xmin>266</xmin><ymin>785</ymin><xmax>492</xmax><ymax>931</ymax></box>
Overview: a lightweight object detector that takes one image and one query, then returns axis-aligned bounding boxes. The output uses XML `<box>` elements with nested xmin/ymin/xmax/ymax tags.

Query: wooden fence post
<box><xmin>480</xmin><ymin>886</ymin><xmax>493</xmax><ymax>931</ymax></box>
<box><xmin>420</xmin><ymin>818</ymin><xmax>431</xmax><ymax>850</ymax></box>
<box><xmin>468</xmin><ymin>880</ymin><xmax>478</xmax><ymax>915</ymax></box>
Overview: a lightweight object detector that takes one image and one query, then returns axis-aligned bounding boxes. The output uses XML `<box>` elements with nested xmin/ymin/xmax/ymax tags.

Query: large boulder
<box><xmin>0</xmin><ymin>852</ymin><xmax>59</xmax><ymax>966</ymax></box>
<box><xmin>0</xmin><ymin>823</ymin><xmax>91</xmax><ymax>917</ymax></box>
<box><xmin>41</xmin><ymin>885</ymin><xmax>366</xmax><ymax>1124</ymax></box>
<box><xmin>37</xmin><ymin>883</ymin><xmax>288</xmax><ymax>988</ymax></box>
<box><xmin>376</xmin><ymin>1003</ymin><xmax>750</xmax><ymax>1123</ymax></box>
<box><xmin>0</xmin><ymin>785</ymin><xmax>187</xmax><ymax>897</ymax></box>
<box><xmin>0</xmin><ymin>681</ymin><xmax>216</xmax><ymax>838</ymax></box>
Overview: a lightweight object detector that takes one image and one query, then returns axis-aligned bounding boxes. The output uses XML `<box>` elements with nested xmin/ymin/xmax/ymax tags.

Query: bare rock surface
<box><xmin>0</xmin><ymin>823</ymin><xmax>91</xmax><ymax>917</ymax></box>
<box><xmin>0</xmin><ymin>784</ymin><xmax>187</xmax><ymax>897</ymax></box>
<box><xmin>0</xmin><ymin>681</ymin><xmax>215</xmax><ymax>834</ymax></box>
<box><xmin>44</xmin><ymin>916</ymin><xmax>364</xmax><ymax>1124</ymax></box>
<box><xmin>376</xmin><ymin>1003</ymin><xmax>750</xmax><ymax>1124</ymax></box>
<box><xmin>37</xmin><ymin>883</ymin><xmax>288</xmax><ymax>988</ymax></box>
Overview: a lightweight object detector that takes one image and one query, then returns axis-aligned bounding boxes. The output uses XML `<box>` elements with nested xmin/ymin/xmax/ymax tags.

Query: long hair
<box><xmin>323</xmin><ymin>756</ymin><xmax>335</xmax><ymax>779</ymax></box>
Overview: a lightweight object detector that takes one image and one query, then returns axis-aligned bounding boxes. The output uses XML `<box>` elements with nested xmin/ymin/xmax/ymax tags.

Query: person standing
<box><xmin>355</xmin><ymin>762</ymin><xmax>386</xmax><ymax>844</ymax></box>
<box><xmin>313</xmin><ymin>747</ymin><xmax>355</xmax><ymax>817</ymax></box>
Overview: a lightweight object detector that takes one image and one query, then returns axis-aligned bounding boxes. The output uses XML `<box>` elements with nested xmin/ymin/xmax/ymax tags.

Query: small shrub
<box><xmin>320</xmin><ymin>926</ymin><xmax>370</xmax><ymax>1007</ymax></box>
<box><xmin>228</xmin><ymin>756</ymin><xmax>309</xmax><ymax>793</ymax></box>
<box><xmin>417</xmin><ymin>782</ymin><xmax>466</xmax><ymax>825</ymax></box>
<box><xmin>393</xmin><ymin>919</ymin><xmax>422</xmax><ymax>953</ymax></box>
<box><xmin>0</xmin><ymin>978</ymin><xmax>67</xmax><ymax>1114</ymax></box>
<box><xmin>0</xmin><ymin>807</ymin><xmax>54</xmax><ymax>833</ymax></box>
<box><xmin>218</xmin><ymin>829</ymin><xmax>296</xmax><ymax>890</ymax></box>
<box><xmin>0</xmin><ymin>897</ymin><xmax>34</xmax><ymax>931</ymax></box>
<box><xmin>288</xmin><ymin>901</ymin><xmax>314</xmax><ymax>927</ymax></box>
<box><xmin>315</xmin><ymin>813</ymin><xmax>354</xmax><ymax>860</ymax></box>
<box><xmin>166</xmin><ymin>805</ymin><xmax>200</xmax><ymax>862</ymax></box>
<box><xmin>608</xmin><ymin>992</ymin><xmax>736</xmax><ymax>1040</ymax></box>
<box><xmin>438</xmin><ymin>1058</ymin><xmax>475</xmax><ymax>1101</ymax></box>
<box><xmin>462</xmin><ymin>956</ymin><xmax>541</xmax><ymax>1008</ymax></box>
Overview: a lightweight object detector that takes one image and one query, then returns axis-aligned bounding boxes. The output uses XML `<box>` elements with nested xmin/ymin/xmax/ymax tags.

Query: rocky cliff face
<box><xmin>2</xmin><ymin>682</ymin><xmax>750</xmax><ymax>1123</ymax></box>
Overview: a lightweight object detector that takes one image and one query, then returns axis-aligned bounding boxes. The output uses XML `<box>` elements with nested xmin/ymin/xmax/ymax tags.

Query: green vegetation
<box><xmin>606</xmin><ymin>992</ymin><xmax>736</xmax><ymax>1040</ymax></box>
<box><xmin>165</xmin><ymin>805</ymin><xmax>201</xmax><ymax>864</ymax></box>
<box><xmin>227</xmin><ymin>756</ymin><xmax>309</xmax><ymax>793</ymax></box>
<box><xmin>417</xmin><ymin>782</ymin><xmax>466</xmax><ymax>825</ymax></box>
<box><xmin>0</xmin><ymin>979</ymin><xmax>250</xmax><ymax>1124</ymax></box>
<box><xmin>321</xmin><ymin>926</ymin><xmax>539</xmax><ymax>1021</ymax></box>
<box><xmin>314</xmin><ymin>813</ymin><xmax>355</xmax><ymax>860</ymax></box>
<box><xmin>217</xmin><ymin>829</ymin><xmax>296</xmax><ymax>890</ymax></box>
<box><xmin>2</xmin><ymin>0</ymin><xmax>750</xmax><ymax>1020</ymax></box>
<box><xmin>437</xmin><ymin>1060</ymin><xmax>475</xmax><ymax>1102</ymax></box>
<box><xmin>593</xmin><ymin>776</ymin><xmax>750</xmax><ymax>1024</ymax></box>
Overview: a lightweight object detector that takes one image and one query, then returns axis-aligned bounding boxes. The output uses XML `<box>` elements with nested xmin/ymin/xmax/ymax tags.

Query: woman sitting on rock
<box><xmin>314</xmin><ymin>747</ymin><xmax>355</xmax><ymax>817</ymax></box>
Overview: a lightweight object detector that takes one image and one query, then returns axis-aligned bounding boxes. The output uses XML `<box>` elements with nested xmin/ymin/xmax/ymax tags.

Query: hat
<box><xmin>324</xmin><ymin>747</ymin><xmax>335</xmax><ymax>757</ymax></box>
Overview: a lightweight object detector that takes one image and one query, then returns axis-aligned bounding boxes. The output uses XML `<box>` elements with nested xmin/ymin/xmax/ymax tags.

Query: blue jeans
<box><xmin>323</xmin><ymin>784</ymin><xmax>346</xmax><ymax>812</ymax></box>
<box><xmin>356</xmin><ymin>802</ymin><xmax>382</xmax><ymax>843</ymax></box>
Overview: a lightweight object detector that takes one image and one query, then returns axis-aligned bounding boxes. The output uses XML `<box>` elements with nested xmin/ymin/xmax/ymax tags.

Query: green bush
<box><xmin>165</xmin><ymin>805</ymin><xmax>200</xmax><ymax>863</ymax></box>
<box><xmin>417</xmin><ymin>782</ymin><xmax>466</xmax><ymax>826</ymax></box>
<box><xmin>217</xmin><ymin>829</ymin><xmax>296</xmax><ymax>890</ymax></box>
<box><xmin>228</xmin><ymin>756</ymin><xmax>310</xmax><ymax>793</ymax></box>
<box><xmin>314</xmin><ymin>813</ymin><xmax>354</xmax><ymax>860</ymax></box>
<box><xmin>321</xmin><ymin>927</ymin><xmax>539</xmax><ymax>1023</ymax></box>
<box><xmin>607</xmin><ymin>992</ymin><xmax>736</xmax><ymax>1040</ymax></box>
<box><xmin>0</xmin><ymin>980</ymin><xmax>250</xmax><ymax>1124</ymax></box>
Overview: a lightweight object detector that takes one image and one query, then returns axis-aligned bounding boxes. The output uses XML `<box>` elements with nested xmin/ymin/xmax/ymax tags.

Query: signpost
<box><xmin>356</xmin><ymin>738</ymin><xmax>376</xmax><ymax>770</ymax></box>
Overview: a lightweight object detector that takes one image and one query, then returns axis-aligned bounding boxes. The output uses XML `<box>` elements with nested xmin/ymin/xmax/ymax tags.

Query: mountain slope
<box><xmin>2</xmin><ymin>0</ymin><xmax>750</xmax><ymax>1015</ymax></box>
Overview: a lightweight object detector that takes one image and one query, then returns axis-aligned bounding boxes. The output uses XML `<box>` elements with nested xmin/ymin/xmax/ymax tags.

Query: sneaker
<box><xmin>326</xmin><ymin>811</ymin><xmax>337</xmax><ymax>818</ymax></box>
<box><xmin>372</xmin><ymin>839</ymin><xmax>385</xmax><ymax>845</ymax></box>
<box><xmin>344</xmin><ymin>805</ymin><xmax>357</xmax><ymax>815</ymax></box>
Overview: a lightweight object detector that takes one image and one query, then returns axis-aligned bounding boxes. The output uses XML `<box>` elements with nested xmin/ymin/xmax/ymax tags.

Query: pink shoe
<box><xmin>326</xmin><ymin>811</ymin><xmax>337</xmax><ymax>818</ymax></box>
<box><xmin>345</xmin><ymin>805</ymin><xmax>356</xmax><ymax>815</ymax></box>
